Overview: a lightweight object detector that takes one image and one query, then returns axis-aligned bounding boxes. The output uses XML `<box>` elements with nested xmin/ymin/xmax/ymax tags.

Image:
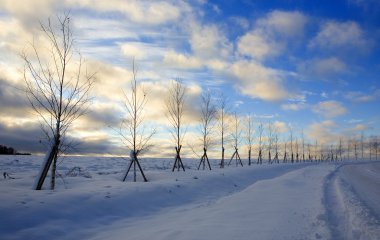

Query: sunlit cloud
<box><xmin>273</xmin><ymin>121</ymin><xmax>289</xmax><ymax>133</ymax></box>
<box><xmin>350</xmin><ymin>123</ymin><xmax>368</xmax><ymax>132</ymax></box>
<box><xmin>231</xmin><ymin>60</ymin><xmax>290</xmax><ymax>101</ymax></box>
<box><xmin>306</xmin><ymin>120</ymin><xmax>339</xmax><ymax>144</ymax></box>
<box><xmin>163</xmin><ymin>51</ymin><xmax>203</xmax><ymax>69</ymax></box>
<box><xmin>313</xmin><ymin>101</ymin><xmax>347</xmax><ymax>118</ymax></box>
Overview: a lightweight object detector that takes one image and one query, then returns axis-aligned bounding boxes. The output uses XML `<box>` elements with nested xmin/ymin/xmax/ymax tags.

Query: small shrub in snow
<box><xmin>66</xmin><ymin>167</ymin><xmax>92</xmax><ymax>178</ymax></box>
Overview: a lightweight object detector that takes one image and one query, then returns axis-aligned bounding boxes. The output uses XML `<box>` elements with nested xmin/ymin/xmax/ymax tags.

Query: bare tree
<box><xmin>301</xmin><ymin>129</ymin><xmax>305</xmax><ymax>162</ymax></box>
<box><xmin>314</xmin><ymin>140</ymin><xmax>319</xmax><ymax>162</ymax></box>
<box><xmin>267</xmin><ymin>122</ymin><xmax>274</xmax><ymax>164</ymax></box>
<box><xmin>166</xmin><ymin>79</ymin><xmax>186</xmax><ymax>172</ymax></box>
<box><xmin>353</xmin><ymin>137</ymin><xmax>358</xmax><ymax>160</ymax></box>
<box><xmin>289</xmin><ymin>127</ymin><xmax>294</xmax><ymax>163</ymax></box>
<box><xmin>245</xmin><ymin>114</ymin><xmax>254</xmax><ymax>166</ymax></box>
<box><xmin>371</xmin><ymin>136</ymin><xmax>379</xmax><ymax>160</ymax></box>
<box><xmin>320</xmin><ymin>143</ymin><xmax>326</xmax><ymax>161</ymax></box>
<box><xmin>228</xmin><ymin>112</ymin><xmax>243</xmax><ymax>167</ymax></box>
<box><xmin>118</xmin><ymin>60</ymin><xmax>155</xmax><ymax>182</ymax></box>
<box><xmin>307</xmin><ymin>143</ymin><xmax>312</xmax><ymax>161</ymax></box>
<box><xmin>257</xmin><ymin>122</ymin><xmax>264</xmax><ymax>164</ymax></box>
<box><xmin>369</xmin><ymin>136</ymin><xmax>373</xmax><ymax>160</ymax></box>
<box><xmin>197</xmin><ymin>91</ymin><xmax>217</xmax><ymax>170</ymax></box>
<box><xmin>22</xmin><ymin>14</ymin><xmax>95</xmax><ymax>190</ymax></box>
<box><xmin>338</xmin><ymin>138</ymin><xmax>343</xmax><ymax>161</ymax></box>
<box><xmin>272</xmin><ymin>126</ymin><xmax>280</xmax><ymax>164</ymax></box>
<box><xmin>374</xmin><ymin>136</ymin><xmax>379</xmax><ymax>160</ymax></box>
<box><xmin>295</xmin><ymin>138</ymin><xmax>299</xmax><ymax>162</ymax></box>
<box><xmin>283</xmin><ymin>140</ymin><xmax>288</xmax><ymax>163</ymax></box>
<box><xmin>217</xmin><ymin>94</ymin><xmax>229</xmax><ymax>168</ymax></box>
<box><xmin>329</xmin><ymin>144</ymin><xmax>334</xmax><ymax>161</ymax></box>
<box><xmin>361</xmin><ymin>132</ymin><xmax>364</xmax><ymax>160</ymax></box>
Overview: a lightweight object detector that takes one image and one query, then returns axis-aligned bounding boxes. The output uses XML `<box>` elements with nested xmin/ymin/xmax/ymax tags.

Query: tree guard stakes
<box><xmin>172</xmin><ymin>145</ymin><xmax>185</xmax><ymax>172</ymax></box>
<box><xmin>123</xmin><ymin>150</ymin><xmax>148</xmax><ymax>182</ymax></box>
<box><xmin>198</xmin><ymin>148</ymin><xmax>212</xmax><ymax>170</ymax></box>
<box><xmin>228</xmin><ymin>147</ymin><xmax>243</xmax><ymax>167</ymax></box>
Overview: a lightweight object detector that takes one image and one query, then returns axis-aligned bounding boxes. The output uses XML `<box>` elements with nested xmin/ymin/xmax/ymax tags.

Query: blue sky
<box><xmin>0</xmin><ymin>0</ymin><xmax>379</xmax><ymax>156</ymax></box>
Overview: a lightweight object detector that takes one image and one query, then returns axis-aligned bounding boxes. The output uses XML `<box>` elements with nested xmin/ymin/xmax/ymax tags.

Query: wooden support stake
<box><xmin>198</xmin><ymin>148</ymin><xmax>211</xmax><ymax>170</ymax></box>
<box><xmin>123</xmin><ymin>151</ymin><xmax>148</xmax><ymax>182</ymax></box>
<box><xmin>172</xmin><ymin>145</ymin><xmax>185</xmax><ymax>172</ymax></box>
<box><xmin>228</xmin><ymin>147</ymin><xmax>243</xmax><ymax>167</ymax></box>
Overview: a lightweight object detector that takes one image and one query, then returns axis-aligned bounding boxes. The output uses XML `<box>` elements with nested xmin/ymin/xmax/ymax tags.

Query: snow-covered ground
<box><xmin>0</xmin><ymin>155</ymin><xmax>379</xmax><ymax>240</ymax></box>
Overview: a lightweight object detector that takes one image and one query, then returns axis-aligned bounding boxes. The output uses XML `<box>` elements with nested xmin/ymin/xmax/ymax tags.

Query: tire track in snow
<box><xmin>323</xmin><ymin>162</ymin><xmax>380</xmax><ymax>240</ymax></box>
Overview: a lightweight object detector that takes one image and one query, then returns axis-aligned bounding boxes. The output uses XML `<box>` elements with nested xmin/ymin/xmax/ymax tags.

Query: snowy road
<box><xmin>1</xmin><ymin>156</ymin><xmax>380</xmax><ymax>240</ymax></box>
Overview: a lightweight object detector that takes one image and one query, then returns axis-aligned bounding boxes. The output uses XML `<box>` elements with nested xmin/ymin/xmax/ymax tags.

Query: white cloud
<box><xmin>313</xmin><ymin>57</ymin><xmax>347</xmax><ymax>75</ymax></box>
<box><xmin>231</xmin><ymin>60</ymin><xmax>290</xmax><ymax>101</ymax></box>
<box><xmin>0</xmin><ymin>0</ymin><xmax>59</xmax><ymax>25</ymax></box>
<box><xmin>206</xmin><ymin>59</ymin><xmax>228</xmax><ymax>71</ymax></box>
<box><xmin>281</xmin><ymin>103</ymin><xmax>306</xmax><ymax>111</ymax></box>
<box><xmin>66</xmin><ymin>0</ymin><xmax>182</xmax><ymax>25</ymax></box>
<box><xmin>163</xmin><ymin>51</ymin><xmax>202</xmax><ymax>69</ymax></box>
<box><xmin>298</xmin><ymin>57</ymin><xmax>347</xmax><ymax>80</ymax></box>
<box><xmin>345</xmin><ymin>91</ymin><xmax>379</xmax><ymax>103</ymax></box>
<box><xmin>309</xmin><ymin>20</ymin><xmax>370</xmax><ymax>53</ymax></box>
<box><xmin>274</xmin><ymin>121</ymin><xmax>288</xmax><ymax>133</ymax></box>
<box><xmin>237</xmin><ymin>10</ymin><xmax>307</xmax><ymax>60</ymax></box>
<box><xmin>121</xmin><ymin>43</ymin><xmax>146</xmax><ymax>59</ymax></box>
<box><xmin>189</xmin><ymin>21</ymin><xmax>232</xmax><ymax>60</ymax></box>
<box><xmin>74</xmin><ymin>17</ymin><xmax>139</xmax><ymax>41</ymax></box>
<box><xmin>257</xmin><ymin>10</ymin><xmax>308</xmax><ymax>38</ymax></box>
<box><xmin>306</xmin><ymin>120</ymin><xmax>339</xmax><ymax>144</ymax></box>
<box><xmin>351</xmin><ymin>124</ymin><xmax>368</xmax><ymax>132</ymax></box>
<box><xmin>237</xmin><ymin>31</ymin><xmax>280</xmax><ymax>60</ymax></box>
<box><xmin>86</xmin><ymin>60</ymin><xmax>133</xmax><ymax>101</ymax></box>
<box><xmin>313</xmin><ymin>101</ymin><xmax>347</xmax><ymax>118</ymax></box>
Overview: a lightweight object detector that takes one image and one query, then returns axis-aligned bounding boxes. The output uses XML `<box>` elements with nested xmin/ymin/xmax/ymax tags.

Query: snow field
<box><xmin>1</xmin><ymin>155</ymin><xmax>380</xmax><ymax>240</ymax></box>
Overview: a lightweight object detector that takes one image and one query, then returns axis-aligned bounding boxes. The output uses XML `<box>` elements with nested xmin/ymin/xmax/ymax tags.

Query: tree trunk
<box><xmin>50</xmin><ymin>151</ymin><xmax>58</xmax><ymax>190</ymax></box>
<box><xmin>248</xmin><ymin>148</ymin><xmax>251</xmax><ymax>166</ymax></box>
<box><xmin>35</xmin><ymin>140</ymin><xmax>59</xmax><ymax>190</ymax></box>
<box><xmin>221</xmin><ymin>147</ymin><xmax>225</xmax><ymax>168</ymax></box>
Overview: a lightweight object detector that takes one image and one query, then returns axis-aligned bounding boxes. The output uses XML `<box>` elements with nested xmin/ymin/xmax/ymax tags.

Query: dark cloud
<box><xmin>0</xmin><ymin>121</ymin><xmax>121</xmax><ymax>155</ymax></box>
<box><xmin>83</xmin><ymin>105</ymin><xmax>122</xmax><ymax>129</ymax></box>
<box><xmin>66</xmin><ymin>137</ymin><xmax>121</xmax><ymax>155</ymax></box>
<box><xmin>0</xmin><ymin>80</ymin><xmax>30</xmax><ymax>116</ymax></box>
<box><xmin>0</xmin><ymin>122</ymin><xmax>45</xmax><ymax>153</ymax></box>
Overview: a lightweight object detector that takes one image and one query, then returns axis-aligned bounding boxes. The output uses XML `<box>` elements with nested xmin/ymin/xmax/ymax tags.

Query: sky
<box><xmin>0</xmin><ymin>0</ymin><xmax>379</xmax><ymax>157</ymax></box>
